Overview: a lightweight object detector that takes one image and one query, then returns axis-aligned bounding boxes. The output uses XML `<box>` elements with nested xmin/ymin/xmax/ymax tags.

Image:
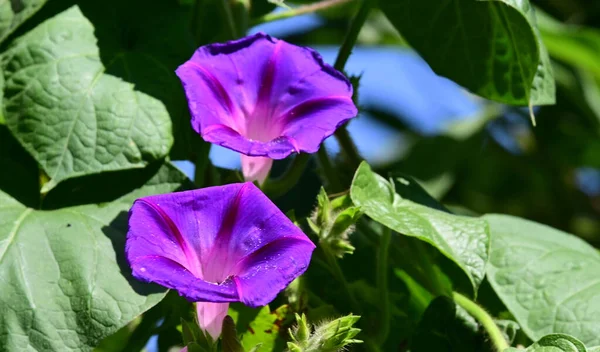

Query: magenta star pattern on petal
<box><xmin>125</xmin><ymin>183</ymin><xmax>315</xmax><ymax>339</ymax></box>
<box><xmin>176</xmin><ymin>32</ymin><xmax>358</xmax><ymax>184</ymax></box>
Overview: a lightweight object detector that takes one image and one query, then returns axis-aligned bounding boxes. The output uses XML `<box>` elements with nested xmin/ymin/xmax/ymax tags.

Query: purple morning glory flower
<box><xmin>125</xmin><ymin>183</ymin><xmax>315</xmax><ymax>339</ymax></box>
<box><xmin>176</xmin><ymin>33</ymin><xmax>358</xmax><ymax>184</ymax></box>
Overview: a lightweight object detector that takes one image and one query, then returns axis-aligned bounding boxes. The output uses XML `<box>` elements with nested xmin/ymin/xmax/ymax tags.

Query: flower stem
<box><xmin>374</xmin><ymin>226</ymin><xmax>391</xmax><ymax>345</ymax></box>
<box><xmin>317</xmin><ymin>148</ymin><xmax>342</xmax><ymax>192</ymax></box>
<box><xmin>251</xmin><ymin>0</ymin><xmax>353</xmax><ymax>26</ymax></box>
<box><xmin>452</xmin><ymin>292</ymin><xmax>510</xmax><ymax>351</ymax></box>
<box><xmin>262</xmin><ymin>153</ymin><xmax>311</xmax><ymax>197</ymax></box>
<box><xmin>331</xmin><ymin>0</ymin><xmax>373</xmax><ymax>167</ymax></box>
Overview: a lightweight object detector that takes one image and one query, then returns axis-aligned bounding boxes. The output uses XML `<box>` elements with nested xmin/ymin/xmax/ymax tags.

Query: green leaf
<box><xmin>0</xmin><ymin>163</ymin><xmax>188</xmax><ymax>351</ymax></box>
<box><xmin>486</xmin><ymin>214</ymin><xmax>600</xmax><ymax>346</ymax></box>
<box><xmin>350</xmin><ymin>162</ymin><xmax>490</xmax><ymax>293</ymax></box>
<box><xmin>72</xmin><ymin>0</ymin><xmax>200</xmax><ymax>160</ymax></box>
<box><xmin>505</xmin><ymin>334</ymin><xmax>587</xmax><ymax>352</ymax></box>
<box><xmin>228</xmin><ymin>304</ymin><xmax>291</xmax><ymax>352</ymax></box>
<box><xmin>411</xmin><ymin>296</ymin><xmax>483</xmax><ymax>352</ymax></box>
<box><xmin>2</xmin><ymin>6</ymin><xmax>173</xmax><ymax>192</ymax></box>
<box><xmin>0</xmin><ymin>0</ymin><xmax>47</xmax><ymax>44</ymax></box>
<box><xmin>221</xmin><ymin>316</ymin><xmax>244</xmax><ymax>352</ymax></box>
<box><xmin>380</xmin><ymin>0</ymin><xmax>555</xmax><ymax>106</ymax></box>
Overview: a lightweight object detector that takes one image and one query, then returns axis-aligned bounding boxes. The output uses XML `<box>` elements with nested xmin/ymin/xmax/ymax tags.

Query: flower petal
<box><xmin>127</xmin><ymin>255</ymin><xmax>238</xmax><ymax>302</ymax></box>
<box><xmin>176</xmin><ymin>32</ymin><xmax>357</xmax><ymax>159</ymax></box>
<box><xmin>201</xmin><ymin>183</ymin><xmax>313</xmax><ymax>283</ymax></box>
<box><xmin>232</xmin><ymin>236</ymin><xmax>315</xmax><ymax>307</ymax></box>
<box><xmin>126</xmin><ymin>183</ymin><xmax>314</xmax><ymax>304</ymax></box>
<box><xmin>240</xmin><ymin>155</ymin><xmax>273</xmax><ymax>184</ymax></box>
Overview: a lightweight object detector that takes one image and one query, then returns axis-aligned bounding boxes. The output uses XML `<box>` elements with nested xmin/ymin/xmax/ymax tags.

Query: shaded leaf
<box><xmin>381</xmin><ymin>0</ymin><xmax>555</xmax><ymax>105</ymax></box>
<box><xmin>411</xmin><ymin>296</ymin><xmax>483</xmax><ymax>352</ymax></box>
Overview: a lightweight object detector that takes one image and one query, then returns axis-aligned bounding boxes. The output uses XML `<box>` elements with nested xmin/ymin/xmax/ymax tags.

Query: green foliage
<box><xmin>486</xmin><ymin>214</ymin><xmax>600</xmax><ymax>346</ymax></box>
<box><xmin>506</xmin><ymin>334</ymin><xmax>587</xmax><ymax>352</ymax></box>
<box><xmin>228</xmin><ymin>304</ymin><xmax>292</xmax><ymax>352</ymax></box>
<box><xmin>0</xmin><ymin>0</ymin><xmax>47</xmax><ymax>43</ymax></box>
<box><xmin>380</xmin><ymin>0</ymin><xmax>555</xmax><ymax>106</ymax></box>
<box><xmin>287</xmin><ymin>314</ymin><xmax>361</xmax><ymax>352</ymax></box>
<box><xmin>308</xmin><ymin>187</ymin><xmax>360</xmax><ymax>258</ymax></box>
<box><xmin>411</xmin><ymin>296</ymin><xmax>483</xmax><ymax>351</ymax></box>
<box><xmin>350</xmin><ymin>161</ymin><xmax>490</xmax><ymax>294</ymax></box>
<box><xmin>2</xmin><ymin>7</ymin><xmax>173</xmax><ymax>192</ymax></box>
<box><xmin>0</xmin><ymin>163</ymin><xmax>188</xmax><ymax>351</ymax></box>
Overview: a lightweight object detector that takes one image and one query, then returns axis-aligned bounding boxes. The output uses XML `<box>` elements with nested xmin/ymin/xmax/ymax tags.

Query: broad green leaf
<box><xmin>505</xmin><ymin>334</ymin><xmax>587</xmax><ymax>352</ymax></box>
<box><xmin>73</xmin><ymin>0</ymin><xmax>200</xmax><ymax>160</ymax></box>
<box><xmin>0</xmin><ymin>0</ymin><xmax>47</xmax><ymax>44</ymax></box>
<box><xmin>486</xmin><ymin>214</ymin><xmax>600</xmax><ymax>346</ymax></box>
<box><xmin>2</xmin><ymin>6</ymin><xmax>173</xmax><ymax>193</ymax></box>
<box><xmin>350</xmin><ymin>162</ymin><xmax>489</xmax><ymax>293</ymax></box>
<box><xmin>229</xmin><ymin>304</ymin><xmax>291</xmax><ymax>352</ymax></box>
<box><xmin>411</xmin><ymin>296</ymin><xmax>483</xmax><ymax>352</ymax></box>
<box><xmin>0</xmin><ymin>163</ymin><xmax>188</xmax><ymax>351</ymax></box>
<box><xmin>380</xmin><ymin>0</ymin><xmax>555</xmax><ymax>106</ymax></box>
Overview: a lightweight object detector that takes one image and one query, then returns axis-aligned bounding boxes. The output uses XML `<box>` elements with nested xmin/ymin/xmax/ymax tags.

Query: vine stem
<box><xmin>251</xmin><ymin>0</ymin><xmax>353</xmax><ymax>26</ymax></box>
<box><xmin>317</xmin><ymin>148</ymin><xmax>342</xmax><ymax>192</ymax></box>
<box><xmin>220</xmin><ymin>0</ymin><xmax>239</xmax><ymax>39</ymax></box>
<box><xmin>321</xmin><ymin>244</ymin><xmax>362</xmax><ymax>314</ymax></box>
<box><xmin>333</xmin><ymin>0</ymin><xmax>373</xmax><ymax>71</ymax></box>
<box><xmin>374</xmin><ymin>227</ymin><xmax>391</xmax><ymax>345</ymax></box>
<box><xmin>332</xmin><ymin>0</ymin><xmax>374</xmax><ymax>166</ymax></box>
<box><xmin>452</xmin><ymin>292</ymin><xmax>509</xmax><ymax>352</ymax></box>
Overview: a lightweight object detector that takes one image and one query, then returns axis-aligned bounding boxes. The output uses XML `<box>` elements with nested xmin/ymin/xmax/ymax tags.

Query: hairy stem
<box><xmin>251</xmin><ymin>0</ymin><xmax>353</xmax><ymax>25</ymax></box>
<box><xmin>453</xmin><ymin>292</ymin><xmax>509</xmax><ymax>351</ymax></box>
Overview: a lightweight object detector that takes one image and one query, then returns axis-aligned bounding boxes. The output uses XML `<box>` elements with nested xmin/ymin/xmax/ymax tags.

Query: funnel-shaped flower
<box><xmin>176</xmin><ymin>33</ymin><xmax>358</xmax><ymax>184</ymax></box>
<box><xmin>126</xmin><ymin>183</ymin><xmax>315</xmax><ymax>339</ymax></box>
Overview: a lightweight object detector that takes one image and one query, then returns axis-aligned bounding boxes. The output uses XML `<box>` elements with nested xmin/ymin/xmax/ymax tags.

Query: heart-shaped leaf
<box><xmin>0</xmin><ymin>163</ymin><xmax>188</xmax><ymax>351</ymax></box>
<box><xmin>350</xmin><ymin>162</ymin><xmax>490</xmax><ymax>294</ymax></box>
<box><xmin>486</xmin><ymin>214</ymin><xmax>600</xmax><ymax>346</ymax></box>
<box><xmin>2</xmin><ymin>6</ymin><xmax>173</xmax><ymax>192</ymax></box>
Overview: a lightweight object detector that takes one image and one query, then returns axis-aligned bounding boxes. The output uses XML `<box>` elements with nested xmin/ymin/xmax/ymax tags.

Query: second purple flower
<box><xmin>176</xmin><ymin>33</ymin><xmax>358</xmax><ymax>184</ymax></box>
